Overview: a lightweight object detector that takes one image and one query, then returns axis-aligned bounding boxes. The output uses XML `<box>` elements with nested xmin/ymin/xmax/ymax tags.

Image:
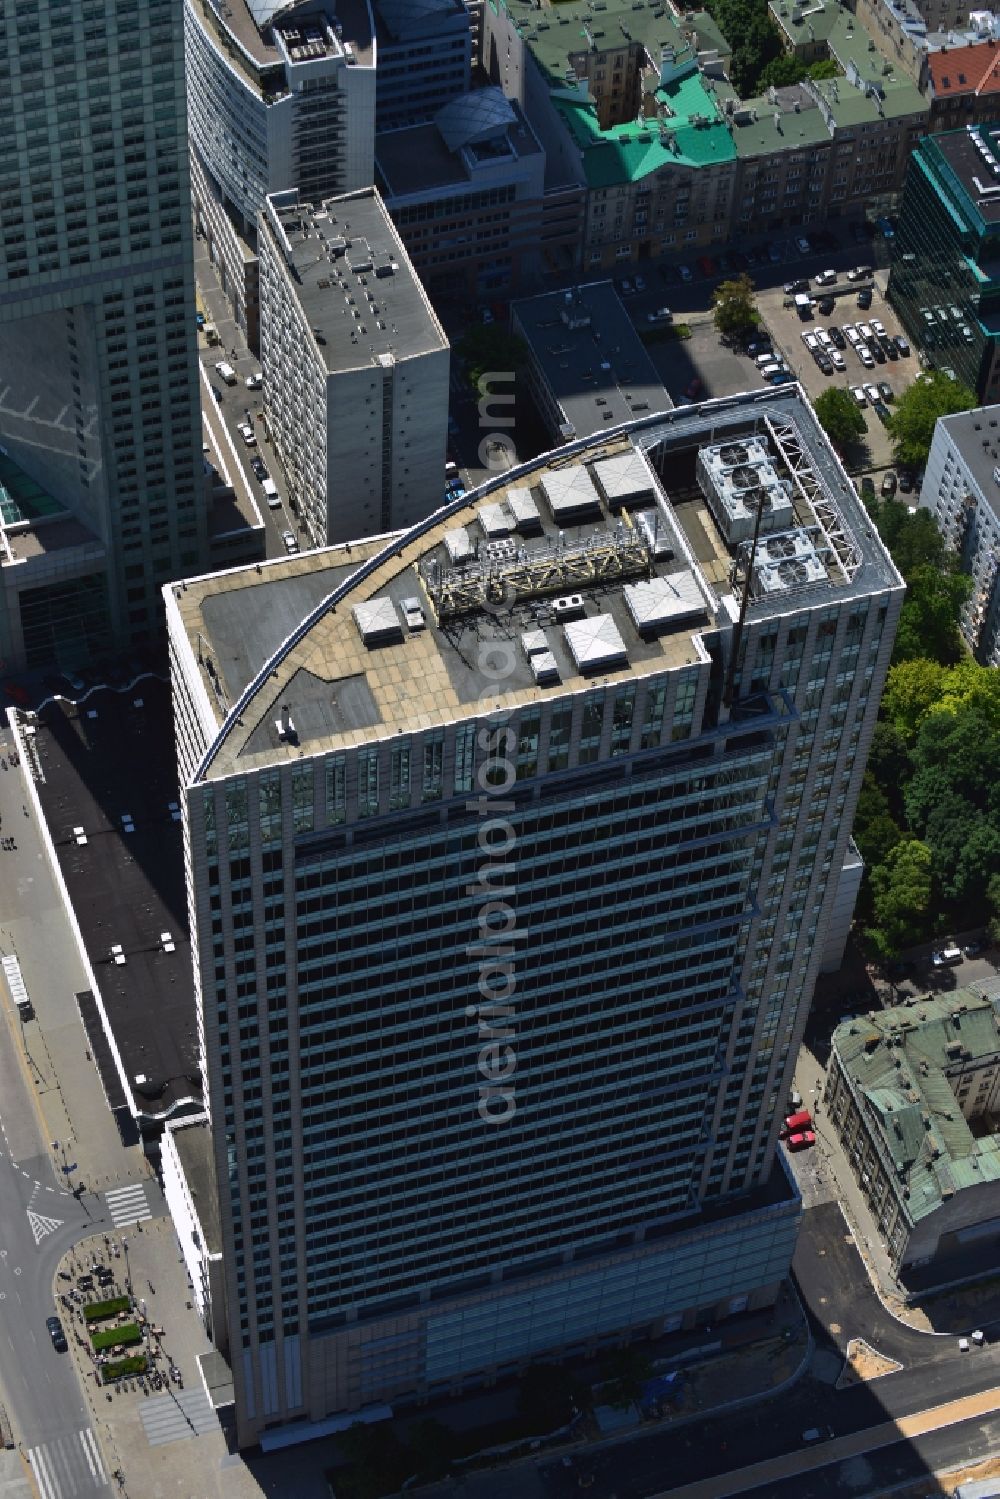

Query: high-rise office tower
<box><xmin>184</xmin><ymin>0</ymin><xmax>376</xmax><ymax>351</ymax></box>
<box><xmin>167</xmin><ymin>387</ymin><xmax>902</xmax><ymax>1448</ymax></box>
<box><xmin>0</xmin><ymin>0</ymin><xmax>206</xmax><ymax>666</ymax></box>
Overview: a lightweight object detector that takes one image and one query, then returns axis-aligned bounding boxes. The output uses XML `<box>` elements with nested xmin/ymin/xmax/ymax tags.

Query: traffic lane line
<box><xmin>650</xmin><ymin>1383</ymin><xmax>1000</xmax><ymax>1498</ymax></box>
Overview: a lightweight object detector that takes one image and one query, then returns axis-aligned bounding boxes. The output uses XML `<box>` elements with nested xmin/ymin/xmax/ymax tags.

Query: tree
<box><xmin>813</xmin><ymin>387</ymin><xmax>866</xmax><ymax>451</ymax></box>
<box><xmin>867</xmin><ymin>499</ymin><xmax>946</xmax><ymax>580</ymax></box>
<box><xmin>457</xmin><ymin>326</ymin><xmax>527</xmax><ymax>396</ymax></box>
<box><xmin>852</xmin><ymin>774</ymin><xmax>904</xmax><ymax>871</ymax></box>
<box><xmin>599</xmin><ymin>1347</ymin><xmax>654</xmax><ymax>1409</ymax></box>
<box><xmin>892</xmin><ymin>565</ymin><xmax>972</xmax><ymax>666</ymax></box>
<box><xmin>406</xmin><ymin>1419</ymin><xmax>457</xmax><ymax>1480</ymax></box>
<box><xmin>886</xmin><ymin>371</ymin><xmax>976</xmax><ymax>469</ymax></box>
<box><xmin>867</xmin><ymin>838</ymin><xmax>932</xmax><ymax>957</ymax></box>
<box><xmin>335</xmin><ymin>1423</ymin><xmax>411</xmax><ymax>1499</ymax></box>
<box><xmin>712</xmin><ymin>274</ymin><xmax>757</xmax><ymax>338</ymax></box>
<box><xmin>758</xmin><ymin>54</ymin><xmax>807</xmax><ymax>89</ymax></box>
<box><xmin>879</xmin><ymin>658</ymin><xmax>948</xmax><ymax>742</ymax></box>
<box><xmin>517</xmin><ymin>1364</ymin><xmax>586</xmax><ymax>1432</ymax></box>
<box><xmin>806</xmin><ymin>58</ymin><xmax>840</xmax><ymax>79</ymax></box>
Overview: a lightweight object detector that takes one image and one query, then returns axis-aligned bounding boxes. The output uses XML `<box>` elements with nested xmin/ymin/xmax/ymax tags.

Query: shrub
<box><xmin>84</xmin><ymin>1297</ymin><xmax>131</xmax><ymax>1324</ymax></box>
<box><xmin>102</xmin><ymin>1353</ymin><xmax>147</xmax><ymax>1383</ymax></box>
<box><xmin>91</xmin><ymin>1322</ymin><xmax>142</xmax><ymax>1352</ymax></box>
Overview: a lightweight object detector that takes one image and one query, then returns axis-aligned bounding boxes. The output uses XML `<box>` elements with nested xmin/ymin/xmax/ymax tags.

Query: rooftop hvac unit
<box><xmin>552</xmin><ymin>593</ymin><xmax>586</xmax><ymax>620</ymax></box>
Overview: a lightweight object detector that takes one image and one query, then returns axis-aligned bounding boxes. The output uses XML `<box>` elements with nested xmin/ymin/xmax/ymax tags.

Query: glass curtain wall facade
<box><xmin>888</xmin><ymin>131</ymin><xmax>1000</xmax><ymax>401</ymax></box>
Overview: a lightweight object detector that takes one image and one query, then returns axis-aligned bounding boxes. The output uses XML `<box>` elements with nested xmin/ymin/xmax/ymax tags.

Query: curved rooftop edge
<box><xmin>189</xmin><ymin>383</ymin><xmax>903</xmax><ymax>784</ymax></box>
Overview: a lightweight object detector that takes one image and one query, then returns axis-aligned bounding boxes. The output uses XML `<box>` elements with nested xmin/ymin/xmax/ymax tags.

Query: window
<box><xmin>389</xmin><ymin>744</ymin><xmax>411</xmax><ymax>811</ymax></box>
<box><xmin>358</xmin><ymin>750</ymin><xmax>379</xmax><ymax>818</ymax></box>
<box><xmin>325</xmin><ymin>755</ymin><xmax>346</xmax><ymax>825</ymax></box>
<box><xmin>422</xmin><ymin>735</ymin><xmax>443</xmax><ymax>802</ymax></box>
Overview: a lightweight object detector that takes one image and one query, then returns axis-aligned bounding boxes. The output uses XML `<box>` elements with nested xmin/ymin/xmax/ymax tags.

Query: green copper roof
<box><xmin>833</xmin><ymin>982</ymin><xmax>1000</xmax><ymax>1225</ymax></box>
<box><xmin>553</xmin><ymin>72</ymin><xmax>735</xmax><ymax>186</ymax></box>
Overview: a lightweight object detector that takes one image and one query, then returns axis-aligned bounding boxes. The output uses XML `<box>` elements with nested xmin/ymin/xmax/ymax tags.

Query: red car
<box><xmin>784</xmin><ymin>1109</ymin><xmax>812</xmax><ymax>1134</ymax></box>
<box><xmin>787</xmin><ymin>1131</ymin><xmax>816</xmax><ymax>1152</ymax></box>
<box><xmin>697</xmin><ymin>255</ymin><xmax>717</xmax><ymax>277</ymax></box>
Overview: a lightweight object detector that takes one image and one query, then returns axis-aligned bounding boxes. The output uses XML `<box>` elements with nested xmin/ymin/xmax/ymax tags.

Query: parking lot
<box><xmin>753</xmin><ymin>274</ymin><xmax>918</xmax><ymax>477</ymax></box>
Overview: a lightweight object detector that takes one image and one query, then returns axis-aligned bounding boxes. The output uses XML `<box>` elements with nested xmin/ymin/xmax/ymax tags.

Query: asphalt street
<box><xmin>0</xmin><ymin>719</ymin><xmax>168</xmax><ymax>1499</ymax></box>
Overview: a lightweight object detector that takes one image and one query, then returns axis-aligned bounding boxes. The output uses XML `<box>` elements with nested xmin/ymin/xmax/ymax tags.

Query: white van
<box><xmin>262</xmin><ymin>478</ymin><xmax>280</xmax><ymax>509</ymax></box>
<box><xmin>214</xmin><ymin>360</ymin><xmax>237</xmax><ymax>386</ymax></box>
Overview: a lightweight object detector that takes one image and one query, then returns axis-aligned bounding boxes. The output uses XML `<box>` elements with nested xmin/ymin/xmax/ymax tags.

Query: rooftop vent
<box><xmin>352</xmin><ymin>597</ymin><xmax>403</xmax><ymax>647</ymax></box>
<box><xmin>563</xmin><ymin>613</ymin><xmax>628</xmax><ymax>675</ymax></box>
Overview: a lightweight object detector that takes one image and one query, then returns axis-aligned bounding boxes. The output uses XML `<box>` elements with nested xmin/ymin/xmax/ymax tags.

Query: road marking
<box><xmin>27</xmin><ymin>1429</ymin><xmax>105</xmax><ymax>1498</ymax></box>
<box><xmin>105</xmin><ymin>1181</ymin><xmax>151</xmax><ymax>1228</ymax></box>
<box><xmin>654</xmin><ymin>1383</ymin><xmax>1000</xmax><ymax>1497</ymax></box>
<box><xmin>28</xmin><ymin>1208</ymin><xmax>63</xmax><ymax>1245</ymax></box>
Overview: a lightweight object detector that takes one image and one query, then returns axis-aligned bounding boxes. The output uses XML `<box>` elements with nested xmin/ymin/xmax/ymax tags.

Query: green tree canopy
<box><xmin>885</xmin><ymin>371</ymin><xmax>976</xmax><ymax>470</ymax></box>
<box><xmin>807</xmin><ymin>58</ymin><xmax>840</xmax><ymax>78</ymax></box>
<box><xmin>867</xmin><ymin>838</ymin><xmax>933</xmax><ymax>957</ymax></box>
<box><xmin>457</xmin><ymin>326</ymin><xmax>527</xmax><ymax>395</ymax></box>
<box><xmin>852</xmin><ymin>774</ymin><xmax>904</xmax><ymax>871</ymax></box>
<box><xmin>891</xmin><ymin>565</ymin><xmax>971</xmax><ymax>666</ymax></box>
<box><xmin>599</xmin><ymin>1347</ymin><xmax>654</xmax><ymax>1408</ymax></box>
<box><xmin>712</xmin><ymin>274</ymin><xmax>757</xmax><ymax>337</ymax></box>
<box><xmin>813</xmin><ymin>387</ymin><xmax>866</xmax><ymax>451</ymax></box>
<box><xmin>879</xmin><ymin>658</ymin><xmax>948</xmax><ymax>742</ymax></box>
<box><xmin>517</xmin><ymin>1364</ymin><xmax>586</xmax><ymax>1431</ymax></box>
<box><xmin>758</xmin><ymin>54</ymin><xmax>807</xmax><ymax>89</ymax></box>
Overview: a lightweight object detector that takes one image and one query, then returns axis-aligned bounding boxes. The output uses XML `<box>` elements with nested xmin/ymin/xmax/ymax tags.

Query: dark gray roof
<box><xmin>937</xmin><ymin>405</ymin><xmax>1000</xmax><ymax>519</ymax></box>
<box><xmin>265</xmin><ymin>188</ymin><xmax>448</xmax><ymax>375</ymax></box>
<box><xmin>172</xmin><ymin>1117</ymin><xmax>222</xmax><ymax>1255</ymax></box>
<box><xmin>33</xmin><ymin>680</ymin><xmax>199</xmax><ymax>1123</ymax></box>
<box><xmin>512</xmin><ymin>281</ymin><xmax>673</xmax><ymax>441</ymax></box>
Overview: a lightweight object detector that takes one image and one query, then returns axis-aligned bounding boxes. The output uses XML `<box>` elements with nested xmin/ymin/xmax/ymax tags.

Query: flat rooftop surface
<box><xmin>267</xmin><ymin>189</ymin><xmax>449</xmax><ymax>374</ymax></box>
<box><xmin>172</xmin><ymin>1118</ymin><xmax>222</xmax><ymax>1254</ymax></box>
<box><xmin>376</xmin><ymin>97</ymin><xmax>541</xmax><ymax>198</ymax></box>
<box><xmin>512</xmin><ymin>281</ymin><xmax>672</xmax><ymax>439</ymax></box>
<box><xmin>930</xmin><ymin>125</ymin><xmax>1000</xmax><ymax>228</ymax></box>
<box><xmin>937</xmin><ymin>405</ymin><xmax>1000</xmax><ymax>515</ymax></box>
<box><xmin>32</xmin><ymin>678</ymin><xmax>198</xmax><ymax>1122</ymax></box>
<box><xmin>209</xmin><ymin>0</ymin><xmax>374</xmax><ymax>76</ymax></box>
<box><xmin>177</xmin><ymin>387</ymin><xmax>903</xmax><ymax>784</ymax></box>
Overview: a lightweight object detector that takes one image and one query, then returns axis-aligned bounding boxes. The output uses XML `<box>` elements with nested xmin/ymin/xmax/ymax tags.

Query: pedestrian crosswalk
<box><xmin>140</xmin><ymin>1388</ymin><xmax>216</xmax><ymax>1446</ymax></box>
<box><xmin>27</xmin><ymin>1428</ymin><xmax>105</xmax><ymax>1499</ymax></box>
<box><xmin>105</xmin><ymin>1181</ymin><xmax>151</xmax><ymax>1228</ymax></box>
<box><xmin>28</xmin><ymin>1207</ymin><xmax>64</xmax><ymax>1245</ymax></box>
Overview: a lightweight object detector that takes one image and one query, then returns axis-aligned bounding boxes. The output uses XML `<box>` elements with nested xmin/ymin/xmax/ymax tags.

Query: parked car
<box><xmin>830</xmin><ymin>350</ymin><xmax>846</xmax><ymax>371</ymax></box>
<box><xmin>856</xmin><ymin>288</ymin><xmax>873</xmax><ymax>310</ymax></box>
<box><xmin>213</xmin><ymin>360</ymin><xmax>237</xmax><ymax>385</ymax></box>
<box><xmin>858</xmin><ymin>347</ymin><xmax>875</xmax><ymax>369</ymax></box>
<box><xmin>881</xmin><ymin>471</ymin><xmax>897</xmax><ymax>497</ymax></box>
<box><xmin>895</xmin><ymin>334</ymin><xmax>911</xmax><ymax>355</ymax></box>
<box><xmin>932</xmin><ymin>943</ymin><xmax>962</xmax><ymax>967</ymax></box>
<box><xmin>871</xmin><ymin>318</ymin><xmax>886</xmax><ymax>336</ymax></box>
<box><xmin>238</xmin><ymin>422</ymin><xmax>256</xmax><ymax>447</ymax></box>
<box><xmin>814</xmin><ymin>268</ymin><xmax>837</xmax><ymax>285</ymax></box>
<box><xmin>768</xmin><ymin>243</ymin><xmax>783</xmax><ymax>262</ymax></box>
<box><xmin>818</xmin><ymin>297</ymin><xmax>836</xmax><ymax>316</ymax></box>
<box><xmin>898</xmin><ymin>470</ymin><xmax>915</xmax><ymax>493</ymax></box>
<box><xmin>847</xmin><ymin>265</ymin><xmax>873</xmax><ymax>282</ymax></box>
<box><xmin>46</xmin><ymin>1316</ymin><xmax>67</xmax><ymax>1353</ymax></box>
<box><xmin>634</xmin><ymin>274</ymin><xmax>646</xmax><ymax>292</ymax></box>
<box><xmin>881</xmin><ymin>336</ymin><xmax>899</xmax><ymax>361</ymax></box>
<box><xmin>250</xmin><ymin>455</ymin><xmax>268</xmax><ymax>482</ymax></box>
<box><xmin>795</xmin><ymin>236</ymin><xmax>812</xmax><ymax>254</ymax></box>
<box><xmin>787</xmin><ymin>1131</ymin><xmax>816</xmax><ymax>1152</ymax></box>
<box><xmin>964</xmin><ymin>940</ymin><xmax>985</xmax><ymax>958</ymax></box>
<box><xmin>678</xmin><ymin>264</ymin><xmax>693</xmax><ymax>282</ymax></box>
<box><xmin>245</xmin><ymin>372</ymin><xmax>262</xmax><ymax>390</ymax></box>
<box><xmin>871</xmin><ymin>342</ymin><xmax>886</xmax><ymax>364</ymax></box>
<box><xmin>281</xmin><ymin>529</ymin><xmax>299</xmax><ymax>554</ymax></box>
<box><xmin>647</xmin><ymin>307</ymin><xmax>673</xmax><ymax>325</ymax></box>
<box><xmin>785</xmin><ymin>278</ymin><xmax>810</xmax><ymax>295</ymax></box>
<box><xmin>697</xmin><ymin>256</ymin><xmax>717</xmax><ymax>277</ymax></box>
<box><xmin>829</xmin><ymin>327</ymin><xmax>846</xmax><ymax>349</ymax></box>
<box><xmin>851</xmin><ymin>386</ymin><xmax>867</xmax><ymax>407</ymax></box>
<box><xmin>878</xmin><ymin>381</ymin><xmax>894</xmax><ymax>403</ymax></box>
<box><xmin>745</xmin><ymin>339</ymin><xmax>772</xmax><ymax>357</ymax></box>
<box><xmin>801</xmin><ymin>331</ymin><xmax>819</xmax><ymax>350</ymax></box>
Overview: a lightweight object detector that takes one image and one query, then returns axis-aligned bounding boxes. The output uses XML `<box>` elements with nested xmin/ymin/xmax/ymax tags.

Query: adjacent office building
<box><xmin>826</xmin><ymin>982</ymin><xmax>1000</xmax><ymax>1291</ymax></box>
<box><xmin>511</xmin><ymin>281</ymin><xmax>672</xmax><ymax>443</ymax></box>
<box><xmin>889</xmin><ymin>127</ymin><xmax>1000</xmax><ymax>402</ymax></box>
<box><xmin>370</xmin><ymin>0</ymin><xmax>472</xmax><ymax>130</ymax></box>
<box><xmin>167</xmin><ymin>384</ymin><xmax>902</xmax><ymax>1446</ymax></box>
<box><xmin>921</xmin><ymin>405</ymin><xmax>1000</xmax><ymax>666</ymax></box>
<box><xmin>376</xmin><ymin>89</ymin><xmax>557</xmax><ymax>302</ymax></box>
<box><xmin>0</xmin><ymin>0</ymin><xmax>206</xmax><ymax>667</ymax></box>
<box><xmin>258</xmin><ymin>187</ymin><xmax>450</xmax><ymax>545</ymax></box>
<box><xmin>184</xmin><ymin>0</ymin><xmax>376</xmax><ymax>350</ymax></box>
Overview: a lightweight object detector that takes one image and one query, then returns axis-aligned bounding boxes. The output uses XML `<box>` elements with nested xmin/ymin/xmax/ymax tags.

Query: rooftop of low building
<box><xmin>376</xmin><ymin>90</ymin><xmax>542</xmax><ymax>199</ymax></box>
<box><xmin>832</xmin><ymin>981</ymin><xmax>1000</xmax><ymax>1223</ymax></box>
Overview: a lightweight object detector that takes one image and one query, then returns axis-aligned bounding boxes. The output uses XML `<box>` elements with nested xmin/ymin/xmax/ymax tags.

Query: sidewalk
<box><xmin>57</xmin><ymin>1216</ymin><xmax>271</xmax><ymax>1499</ymax></box>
